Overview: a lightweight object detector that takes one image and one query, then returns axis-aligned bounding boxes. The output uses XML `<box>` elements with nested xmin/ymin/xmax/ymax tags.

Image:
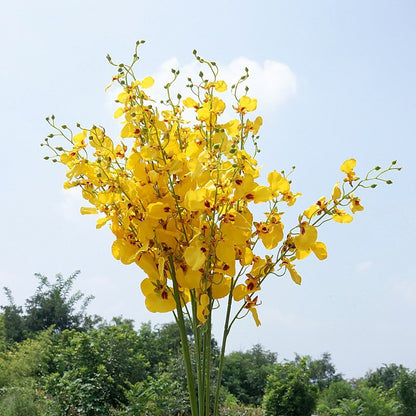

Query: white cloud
<box><xmin>219</xmin><ymin>57</ymin><xmax>297</xmax><ymax>112</ymax></box>
<box><xmin>396</xmin><ymin>278</ymin><xmax>416</xmax><ymax>309</ymax></box>
<box><xmin>356</xmin><ymin>261</ymin><xmax>373</xmax><ymax>273</ymax></box>
<box><xmin>262</xmin><ymin>305</ymin><xmax>320</xmax><ymax>330</ymax></box>
<box><xmin>106</xmin><ymin>56</ymin><xmax>297</xmax><ymax>123</ymax></box>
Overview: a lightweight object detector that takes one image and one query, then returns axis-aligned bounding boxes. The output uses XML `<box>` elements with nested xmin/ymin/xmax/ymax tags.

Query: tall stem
<box><xmin>170</xmin><ymin>260</ymin><xmax>198</xmax><ymax>416</ymax></box>
<box><xmin>204</xmin><ymin>313</ymin><xmax>212</xmax><ymax>416</ymax></box>
<box><xmin>213</xmin><ymin>290</ymin><xmax>234</xmax><ymax>416</ymax></box>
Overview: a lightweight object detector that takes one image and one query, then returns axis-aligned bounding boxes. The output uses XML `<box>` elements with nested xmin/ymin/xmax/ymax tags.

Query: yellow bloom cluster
<box><xmin>43</xmin><ymin>47</ymin><xmax>399</xmax><ymax>328</ymax></box>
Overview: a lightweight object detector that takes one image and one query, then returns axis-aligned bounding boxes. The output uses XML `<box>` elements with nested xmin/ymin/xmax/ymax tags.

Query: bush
<box><xmin>262</xmin><ymin>359</ymin><xmax>318</xmax><ymax>416</ymax></box>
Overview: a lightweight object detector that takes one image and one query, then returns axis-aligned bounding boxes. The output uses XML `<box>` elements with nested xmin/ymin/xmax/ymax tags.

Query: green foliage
<box><xmin>121</xmin><ymin>372</ymin><xmax>189</xmax><ymax>416</ymax></box>
<box><xmin>0</xmin><ymin>330</ymin><xmax>52</xmax><ymax>389</ymax></box>
<box><xmin>394</xmin><ymin>369</ymin><xmax>416</xmax><ymax>416</ymax></box>
<box><xmin>0</xmin><ymin>386</ymin><xmax>60</xmax><ymax>416</ymax></box>
<box><xmin>1</xmin><ymin>288</ymin><xmax>26</xmax><ymax>344</ymax></box>
<box><xmin>0</xmin><ymin>330</ymin><xmax>57</xmax><ymax>416</ymax></box>
<box><xmin>298</xmin><ymin>352</ymin><xmax>342</xmax><ymax>391</ymax></box>
<box><xmin>331</xmin><ymin>386</ymin><xmax>401</xmax><ymax>416</ymax></box>
<box><xmin>317</xmin><ymin>379</ymin><xmax>354</xmax><ymax>411</ymax></box>
<box><xmin>262</xmin><ymin>358</ymin><xmax>318</xmax><ymax>416</ymax></box>
<box><xmin>24</xmin><ymin>271</ymin><xmax>94</xmax><ymax>334</ymax></box>
<box><xmin>218</xmin><ymin>392</ymin><xmax>263</xmax><ymax>416</ymax></box>
<box><xmin>365</xmin><ymin>363</ymin><xmax>407</xmax><ymax>391</ymax></box>
<box><xmin>222</xmin><ymin>344</ymin><xmax>277</xmax><ymax>406</ymax></box>
<box><xmin>2</xmin><ymin>276</ymin><xmax>416</xmax><ymax>416</ymax></box>
<box><xmin>45</xmin><ymin>323</ymin><xmax>148</xmax><ymax>415</ymax></box>
<box><xmin>135</xmin><ymin>321</ymin><xmax>187</xmax><ymax>375</ymax></box>
<box><xmin>317</xmin><ymin>383</ymin><xmax>402</xmax><ymax>416</ymax></box>
<box><xmin>1</xmin><ymin>271</ymin><xmax>96</xmax><ymax>344</ymax></box>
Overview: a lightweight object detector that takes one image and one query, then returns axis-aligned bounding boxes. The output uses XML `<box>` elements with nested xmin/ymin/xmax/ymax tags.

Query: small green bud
<box><xmin>43</xmin><ymin>156</ymin><xmax>49</xmax><ymax>160</ymax></box>
<box><xmin>371</xmin><ymin>184</ymin><xmax>377</xmax><ymax>188</ymax></box>
<box><xmin>61</xmin><ymin>125</ymin><xmax>67</xmax><ymax>129</ymax></box>
<box><xmin>229</xmin><ymin>148</ymin><xmax>236</xmax><ymax>154</ymax></box>
<box><xmin>392</xmin><ymin>160</ymin><xmax>397</xmax><ymax>165</ymax></box>
<box><xmin>386</xmin><ymin>180</ymin><xmax>393</xmax><ymax>184</ymax></box>
<box><xmin>51</xmin><ymin>115</ymin><xmax>55</xmax><ymax>120</ymax></box>
<box><xmin>375</xmin><ymin>166</ymin><xmax>381</xmax><ymax>170</ymax></box>
<box><xmin>52</xmin><ymin>159</ymin><xmax>57</xmax><ymax>163</ymax></box>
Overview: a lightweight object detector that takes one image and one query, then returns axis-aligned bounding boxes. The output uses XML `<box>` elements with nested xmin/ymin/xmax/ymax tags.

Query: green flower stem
<box><xmin>204</xmin><ymin>313</ymin><xmax>212</xmax><ymax>416</ymax></box>
<box><xmin>193</xmin><ymin>302</ymin><xmax>204</xmax><ymax>416</ymax></box>
<box><xmin>169</xmin><ymin>259</ymin><xmax>198</xmax><ymax>416</ymax></box>
<box><xmin>213</xmin><ymin>287</ymin><xmax>234</xmax><ymax>416</ymax></box>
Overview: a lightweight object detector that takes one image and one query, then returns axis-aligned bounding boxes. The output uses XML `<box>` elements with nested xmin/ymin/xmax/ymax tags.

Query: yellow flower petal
<box><xmin>114</xmin><ymin>107</ymin><xmax>124</xmax><ymax>119</ymax></box>
<box><xmin>332</xmin><ymin>182</ymin><xmax>341</xmax><ymax>200</ymax></box>
<box><xmin>293</xmin><ymin>224</ymin><xmax>317</xmax><ymax>250</ymax></box>
<box><xmin>184</xmin><ymin>244</ymin><xmax>206</xmax><ymax>270</ymax></box>
<box><xmin>233</xmin><ymin>284</ymin><xmax>248</xmax><ymax>301</ymax></box>
<box><xmin>312</xmin><ymin>241</ymin><xmax>327</xmax><ymax>260</ymax></box>
<box><xmin>214</xmin><ymin>80</ymin><xmax>227</xmax><ymax>92</ymax></box>
<box><xmin>141</xmin><ymin>76</ymin><xmax>154</xmax><ymax>89</ymax></box>
<box><xmin>80</xmin><ymin>207</ymin><xmax>98</xmax><ymax>215</ymax></box>
<box><xmin>249</xmin><ymin>307</ymin><xmax>261</xmax><ymax>326</ymax></box>
<box><xmin>340</xmin><ymin>158</ymin><xmax>356</xmax><ymax>173</ymax></box>
<box><xmin>183</xmin><ymin>97</ymin><xmax>198</xmax><ymax>108</ymax></box>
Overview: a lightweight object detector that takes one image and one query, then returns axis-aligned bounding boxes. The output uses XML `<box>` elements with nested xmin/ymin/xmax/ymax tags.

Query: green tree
<box><xmin>262</xmin><ymin>358</ymin><xmax>318</xmax><ymax>416</ymax></box>
<box><xmin>317</xmin><ymin>379</ymin><xmax>354</xmax><ymax>412</ymax></box>
<box><xmin>394</xmin><ymin>369</ymin><xmax>416</xmax><ymax>416</ymax></box>
<box><xmin>1</xmin><ymin>271</ymin><xmax>96</xmax><ymax>343</ymax></box>
<box><xmin>331</xmin><ymin>385</ymin><xmax>401</xmax><ymax>416</ymax></box>
<box><xmin>24</xmin><ymin>271</ymin><xmax>94</xmax><ymax>334</ymax></box>
<box><xmin>365</xmin><ymin>363</ymin><xmax>406</xmax><ymax>391</ymax></box>
<box><xmin>0</xmin><ymin>330</ymin><xmax>55</xmax><ymax>415</ymax></box>
<box><xmin>45</xmin><ymin>322</ymin><xmax>148</xmax><ymax>415</ymax></box>
<box><xmin>122</xmin><ymin>372</ymin><xmax>189</xmax><ymax>416</ymax></box>
<box><xmin>222</xmin><ymin>344</ymin><xmax>277</xmax><ymax>406</ymax></box>
<box><xmin>302</xmin><ymin>352</ymin><xmax>342</xmax><ymax>391</ymax></box>
<box><xmin>0</xmin><ymin>288</ymin><xmax>26</xmax><ymax>344</ymax></box>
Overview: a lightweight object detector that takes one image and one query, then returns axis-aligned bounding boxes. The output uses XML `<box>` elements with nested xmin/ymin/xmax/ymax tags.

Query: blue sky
<box><xmin>1</xmin><ymin>0</ymin><xmax>415</xmax><ymax>379</ymax></box>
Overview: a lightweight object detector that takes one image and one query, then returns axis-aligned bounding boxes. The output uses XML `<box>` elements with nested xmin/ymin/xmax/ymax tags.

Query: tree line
<box><xmin>1</xmin><ymin>272</ymin><xmax>415</xmax><ymax>415</ymax></box>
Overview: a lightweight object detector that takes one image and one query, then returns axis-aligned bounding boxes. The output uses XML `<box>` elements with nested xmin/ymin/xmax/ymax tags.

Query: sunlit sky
<box><xmin>1</xmin><ymin>1</ymin><xmax>415</xmax><ymax>379</ymax></box>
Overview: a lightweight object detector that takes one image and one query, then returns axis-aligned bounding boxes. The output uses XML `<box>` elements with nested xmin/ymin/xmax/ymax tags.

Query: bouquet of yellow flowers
<box><xmin>43</xmin><ymin>41</ymin><xmax>399</xmax><ymax>416</ymax></box>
